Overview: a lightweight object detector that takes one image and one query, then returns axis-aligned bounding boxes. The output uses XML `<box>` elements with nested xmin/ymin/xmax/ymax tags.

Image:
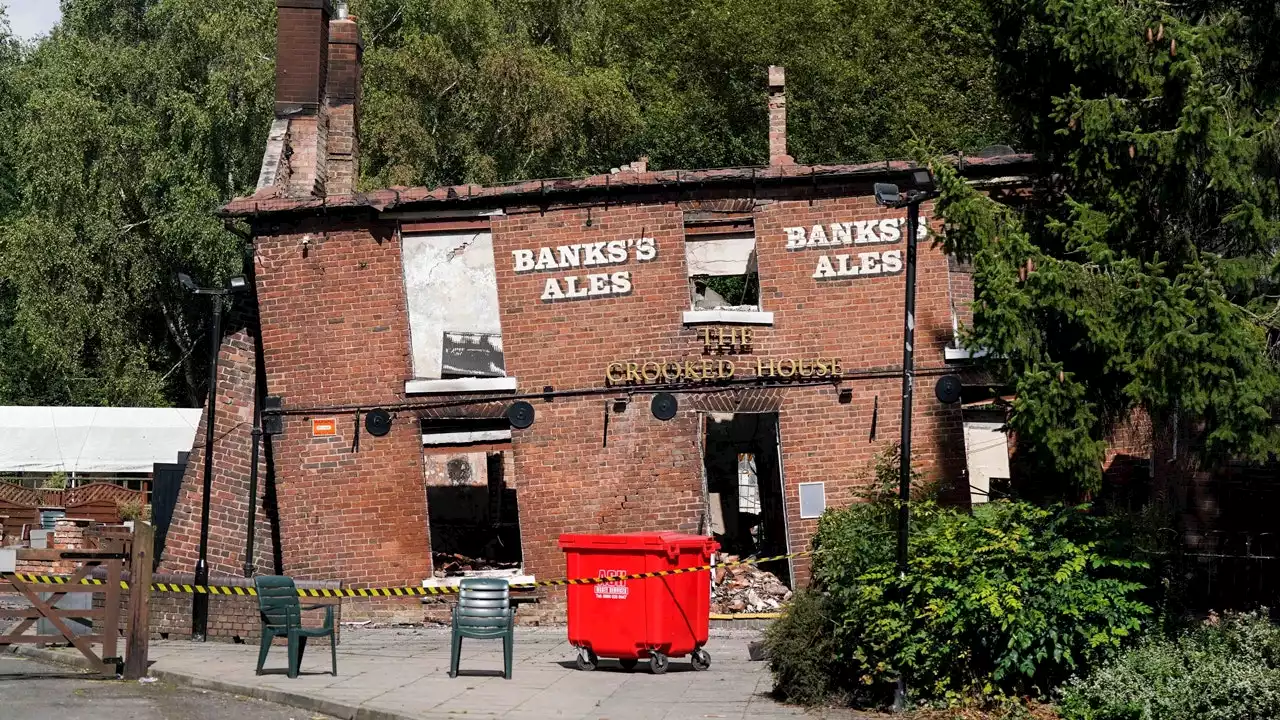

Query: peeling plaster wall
<box><xmin>402</xmin><ymin>231</ymin><xmax>503</xmax><ymax>378</ymax></box>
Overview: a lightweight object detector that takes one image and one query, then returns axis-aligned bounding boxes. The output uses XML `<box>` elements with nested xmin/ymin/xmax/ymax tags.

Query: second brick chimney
<box><xmin>325</xmin><ymin>4</ymin><xmax>362</xmax><ymax>195</ymax></box>
<box><xmin>767</xmin><ymin>65</ymin><xmax>793</xmax><ymax>166</ymax></box>
<box><xmin>257</xmin><ymin>0</ymin><xmax>362</xmax><ymax>198</ymax></box>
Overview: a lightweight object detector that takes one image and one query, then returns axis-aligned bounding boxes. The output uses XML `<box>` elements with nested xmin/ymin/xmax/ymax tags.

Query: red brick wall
<box><xmin>487</xmin><ymin>193</ymin><xmax>963</xmax><ymax>589</ymax></box>
<box><xmin>158</xmin><ymin>326</ymin><xmax>276</xmax><ymax>581</ymax></box>
<box><xmin>251</xmin><ymin>217</ymin><xmax>429</xmax><ymax>609</ymax></box>
<box><xmin>491</xmin><ymin>204</ymin><xmax>706</xmax><ymax>600</ymax></box>
<box><xmin>194</xmin><ymin>182</ymin><xmax>976</xmax><ymax>621</ymax></box>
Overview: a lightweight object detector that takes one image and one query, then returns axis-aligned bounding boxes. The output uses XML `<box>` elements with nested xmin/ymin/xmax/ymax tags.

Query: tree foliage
<box><xmin>0</xmin><ymin>0</ymin><xmax>273</xmax><ymax>405</ymax></box>
<box><xmin>932</xmin><ymin>0</ymin><xmax>1280</xmax><ymax>493</ymax></box>
<box><xmin>352</xmin><ymin>0</ymin><xmax>1011</xmax><ymax>186</ymax></box>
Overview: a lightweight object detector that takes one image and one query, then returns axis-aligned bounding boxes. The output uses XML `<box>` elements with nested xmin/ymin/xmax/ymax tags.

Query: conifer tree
<box><xmin>934</xmin><ymin>0</ymin><xmax>1280</xmax><ymax>494</ymax></box>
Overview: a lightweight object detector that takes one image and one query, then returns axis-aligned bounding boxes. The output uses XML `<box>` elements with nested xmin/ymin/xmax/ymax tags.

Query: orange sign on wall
<box><xmin>312</xmin><ymin>418</ymin><xmax>338</xmax><ymax>437</ymax></box>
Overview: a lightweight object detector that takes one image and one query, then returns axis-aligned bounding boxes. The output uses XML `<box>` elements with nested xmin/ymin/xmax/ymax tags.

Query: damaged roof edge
<box><xmin>219</xmin><ymin>153</ymin><xmax>1036</xmax><ymax>220</ymax></box>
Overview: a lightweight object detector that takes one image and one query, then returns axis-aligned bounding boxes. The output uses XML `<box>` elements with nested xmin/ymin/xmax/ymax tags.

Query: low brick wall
<box><xmin>91</xmin><ymin>572</ymin><xmax>342</xmax><ymax>645</ymax></box>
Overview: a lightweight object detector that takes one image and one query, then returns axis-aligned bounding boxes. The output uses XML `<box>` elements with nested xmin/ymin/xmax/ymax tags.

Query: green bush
<box><xmin>767</xmin><ymin>447</ymin><xmax>1152</xmax><ymax>707</ymax></box>
<box><xmin>764</xmin><ymin>589</ymin><xmax>841</xmax><ymax>706</ymax></box>
<box><xmin>1060</xmin><ymin>610</ymin><xmax>1280</xmax><ymax>720</ymax></box>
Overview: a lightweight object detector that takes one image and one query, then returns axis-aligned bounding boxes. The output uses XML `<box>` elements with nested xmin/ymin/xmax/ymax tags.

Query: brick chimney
<box><xmin>257</xmin><ymin>0</ymin><xmax>362</xmax><ymax>198</ymax></box>
<box><xmin>324</xmin><ymin>4</ymin><xmax>362</xmax><ymax>195</ymax></box>
<box><xmin>767</xmin><ymin>66</ymin><xmax>793</xmax><ymax>166</ymax></box>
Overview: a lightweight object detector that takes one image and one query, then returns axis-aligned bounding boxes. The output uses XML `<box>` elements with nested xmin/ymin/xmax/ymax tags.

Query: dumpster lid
<box><xmin>558</xmin><ymin>532</ymin><xmax>716</xmax><ymax>551</ymax></box>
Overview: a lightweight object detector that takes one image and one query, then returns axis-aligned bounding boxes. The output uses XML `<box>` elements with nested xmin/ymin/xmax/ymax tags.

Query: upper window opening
<box><xmin>402</xmin><ymin>230</ymin><xmax>503</xmax><ymax>380</ymax></box>
<box><xmin>685</xmin><ymin>224</ymin><xmax>760</xmax><ymax>312</ymax></box>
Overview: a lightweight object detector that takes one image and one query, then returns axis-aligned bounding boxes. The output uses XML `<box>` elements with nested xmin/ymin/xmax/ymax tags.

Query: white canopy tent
<box><xmin>0</xmin><ymin>406</ymin><xmax>202</xmax><ymax>475</ymax></box>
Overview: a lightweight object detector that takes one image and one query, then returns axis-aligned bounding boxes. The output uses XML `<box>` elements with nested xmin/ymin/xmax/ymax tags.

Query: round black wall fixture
<box><xmin>651</xmin><ymin>393</ymin><xmax>678</xmax><ymax>421</ymax></box>
<box><xmin>506</xmin><ymin>401</ymin><xmax>536</xmax><ymax>429</ymax></box>
<box><xmin>934</xmin><ymin>375</ymin><xmax>963</xmax><ymax>404</ymax></box>
<box><xmin>365</xmin><ymin>409</ymin><xmax>393</xmax><ymax>436</ymax></box>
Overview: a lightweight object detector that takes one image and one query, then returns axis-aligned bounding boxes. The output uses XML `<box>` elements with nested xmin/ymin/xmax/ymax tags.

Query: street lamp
<box><xmin>178</xmin><ymin>272</ymin><xmax>247</xmax><ymax>642</ymax></box>
<box><xmin>873</xmin><ymin>169</ymin><xmax>938</xmax><ymax>711</ymax></box>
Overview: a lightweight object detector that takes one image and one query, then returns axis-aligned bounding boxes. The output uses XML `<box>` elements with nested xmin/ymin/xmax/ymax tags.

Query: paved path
<box><xmin>0</xmin><ymin>655</ymin><xmax>335</xmax><ymax>719</ymax></box>
<box><xmin>145</xmin><ymin>627</ymin><xmax>813</xmax><ymax>720</ymax></box>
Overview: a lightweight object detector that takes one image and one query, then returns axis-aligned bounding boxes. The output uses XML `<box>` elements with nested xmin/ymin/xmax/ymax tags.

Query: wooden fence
<box><xmin>0</xmin><ymin>522</ymin><xmax>153</xmax><ymax>678</ymax></box>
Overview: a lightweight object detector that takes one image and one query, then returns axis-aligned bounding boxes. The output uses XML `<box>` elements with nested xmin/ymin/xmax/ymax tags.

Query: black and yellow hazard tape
<box><xmin>0</xmin><ymin>551</ymin><xmax>809</xmax><ymax>598</ymax></box>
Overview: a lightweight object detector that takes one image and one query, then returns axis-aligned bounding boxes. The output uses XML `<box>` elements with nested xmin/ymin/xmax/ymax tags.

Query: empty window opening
<box><xmin>962</xmin><ymin>408</ymin><xmax>1011</xmax><ymax>506</ymax></box>
<box><xmin>703</xmin><ymin>412</ymin><xmax>790</xmax><ymax>588</ymax></box>
<box><xmin>423</xmin><ymin>420</ymin><xmax>522</xmax><ymax>578</ymax></box>
<box><xmin>686</xmin><ymin>231</ymin><xmax>761</xmax><ymax>311</ymax></box>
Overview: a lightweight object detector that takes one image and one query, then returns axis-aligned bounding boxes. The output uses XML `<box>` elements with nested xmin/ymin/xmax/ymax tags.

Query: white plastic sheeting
<box><xmin>0</xmin><ymin>406</ymin><xmax>201</xmax><ymax>473</ymax></box>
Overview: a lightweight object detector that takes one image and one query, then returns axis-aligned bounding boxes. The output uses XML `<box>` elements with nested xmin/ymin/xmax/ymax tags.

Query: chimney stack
<box><xmin>767</xmin><ymin>66</ymin><xmax>793</xmax><ymax>166</ymax></box>
<box><xmin>325</xmin><ymin>2</ymin><xmax>362</xmax><ymax>195</ymax></box>
<box><xmin>257</xmin><ymin>1</ymin><xmax>363</xmax><ymax>198</ymax></box>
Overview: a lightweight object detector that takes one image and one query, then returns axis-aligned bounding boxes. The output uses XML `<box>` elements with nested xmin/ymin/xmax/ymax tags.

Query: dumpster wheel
<box><xmin>576</xmin><ymin>648</ymin><xmax>599</xmax><ymax>671</ymax></box>
<box><xmin>650</xmin><ymin>652</ymin><xmax>670</xmax><ymax>674</ymax></box>
<box><xmin>691</xmin><ymin>648</ymin><xmax>711</xmax><ymax>671</ymax></box>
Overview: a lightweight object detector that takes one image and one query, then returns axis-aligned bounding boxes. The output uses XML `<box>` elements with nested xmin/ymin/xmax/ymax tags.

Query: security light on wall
<box><xmin>910</xmin><ymin>169</ymin><xmax>935</xmax><ymax>191</ymax></box>
<box><xmin>873</xmin><ymin>183</ymin><xmax>900</xmax><ymax>207</ymax></box>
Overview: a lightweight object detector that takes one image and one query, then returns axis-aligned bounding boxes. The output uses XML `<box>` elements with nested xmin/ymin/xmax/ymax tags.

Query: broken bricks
<box><xmin>712</xmin><ymin>554</ymin><xmax>793</xmax><ymax>614</ymax></box>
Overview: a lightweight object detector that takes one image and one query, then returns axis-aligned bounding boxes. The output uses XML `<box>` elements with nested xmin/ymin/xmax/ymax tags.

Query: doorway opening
<box><xmin>422</xmin><ymin>419</ymin><xmax>523</xmax><ymax>579</ymax></box>
<box><xmin>703</xmin><ymin>412</ymin><xmax>790</xmax><ymax>588</ymax></box>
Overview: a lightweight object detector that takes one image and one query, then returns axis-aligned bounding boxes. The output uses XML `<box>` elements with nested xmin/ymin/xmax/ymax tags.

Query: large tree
<box><xmin>933</xmin><ymin>0</ymin><xmax>1280</xmax><ymax>494</ymax></box>
<box><xmin>0</xmin><ymin>0</ymin><xmax>274</xmax><ymax>406</ymax></box>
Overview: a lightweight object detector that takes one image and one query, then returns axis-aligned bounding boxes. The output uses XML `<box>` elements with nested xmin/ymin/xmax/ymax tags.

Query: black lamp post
<box><xmin>179</xmin><ymin>272</ymin><xmax>247</xmax><ymax>642</ymax></box>
<box><xmin>873</xmin><ymin>169</ymin><xmax>938</xmax><ymax>710</ymax></box>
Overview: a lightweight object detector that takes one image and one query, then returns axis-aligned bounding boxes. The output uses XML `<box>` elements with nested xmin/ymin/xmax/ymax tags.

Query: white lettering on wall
<box><xmin>785</xmin><ymin>215</ymin><xmax>924</xmax><ymax>281</ymax></box>
<box><xmin>514</xmin><ymin>237</ymin><xmax>655</xmax><ymax>302</ymax></box>
<box><xmin>812</xmin><ymin>250</ymin><xmax>904</xmax><ymax>280</ymax></box>
<box><xmin>784</xmin><ymin>216</ymin><xmax>927</xmax><ymax>250</ymax></box>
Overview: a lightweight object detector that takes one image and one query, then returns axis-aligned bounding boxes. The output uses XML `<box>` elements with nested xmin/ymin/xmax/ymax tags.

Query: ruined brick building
<box><xmin>157</xmin><ymin>0</ymin><xmax>1039</xmax><ymax>625</ymax></box>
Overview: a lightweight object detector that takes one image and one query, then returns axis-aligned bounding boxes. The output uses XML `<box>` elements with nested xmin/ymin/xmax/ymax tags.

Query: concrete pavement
<box><xmin>144</xmin><ymin>627</ymin><xmax>810</xmax><ymax>720</ymax></box>
<box><xmin>11</xmin><ymin>627</ymin><xmax>832</xmax><ymax>720</ymax></box>
<box><xmin>0</xmin><ymin>655</ymin><xmax>335</xmax><ymax>719</ymax></box>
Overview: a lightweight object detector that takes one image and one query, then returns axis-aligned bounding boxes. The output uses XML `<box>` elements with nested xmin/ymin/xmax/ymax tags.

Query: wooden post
<box><xmin>123</xmin><ymin>521</ymin><xmax>153</xmax><ymax>680</ymax></box>
<box><xmin>102</xmin><ymin>554</ymin><xmax>122</xmax><ymax>673</ymax></box>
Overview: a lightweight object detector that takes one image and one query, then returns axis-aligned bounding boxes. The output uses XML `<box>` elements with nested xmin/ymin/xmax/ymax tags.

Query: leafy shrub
<box><xmin>768</xmin><ymin>447</ymin><xmax>1151</xmax><ymax>707</ymax></box>
<box><xmin>764</xmin><ymin>589</ymin><xmax>841</xmax><ymax>706</ymax></box>
<box><xmin>116</xmin><ymin>497</ymin><xmax>144</xmax><ymax>522</ymax></box>
<box><xmin>1059</xmin><ymin>610</ymin><xmax>1280</xmax><ymax>720</ymax></box>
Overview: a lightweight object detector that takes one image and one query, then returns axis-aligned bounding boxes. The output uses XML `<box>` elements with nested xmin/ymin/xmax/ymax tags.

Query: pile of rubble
<box><xmin>431</xmin><ymin>552</ymin><xmax>520</xmax><ymax>578</ymax></box>
<box><xmin>712</xmin><ymin>554</ymin><xmax>792</xmax><ymax>614</ymax></box>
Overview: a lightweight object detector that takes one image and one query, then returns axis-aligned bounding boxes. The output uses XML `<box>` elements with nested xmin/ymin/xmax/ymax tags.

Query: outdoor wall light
<box><xmin>873</xmin><ymin>183</ymin><xmax>901</xmax><ymax>206</ymax></box>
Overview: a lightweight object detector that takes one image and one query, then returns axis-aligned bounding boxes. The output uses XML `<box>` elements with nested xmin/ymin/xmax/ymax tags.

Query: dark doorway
<box><xmin>703</xmin><ymin>413</ymin><xmax>790</xmax><ymax>587</ymax></box>
<box><xmin>424</xmin><ymin>445</ymin><xmax>523</xmax><ymax>576</ymax></box>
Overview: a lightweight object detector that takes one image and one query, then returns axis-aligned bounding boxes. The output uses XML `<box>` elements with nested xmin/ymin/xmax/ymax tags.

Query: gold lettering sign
<box><xmin>698</xmin><ymin>327</ymin><xmax>754</xmax><ymax>354</ymax></box>
<box><xmin>605</xmin><ymin>357</ymin><xmax>841</xmax><ymax>385</ymax></box>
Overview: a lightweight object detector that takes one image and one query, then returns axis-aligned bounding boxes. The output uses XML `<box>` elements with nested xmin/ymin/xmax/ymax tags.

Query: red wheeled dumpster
<box><xmin>559</xmin><ymin>532</ymin><xmax>718</xmax><ymax>674</ymax></box>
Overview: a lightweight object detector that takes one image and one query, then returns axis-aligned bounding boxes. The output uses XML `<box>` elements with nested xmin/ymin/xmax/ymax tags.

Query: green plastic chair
<box><xmin>449</xmin><ymin>577</ymin><xmax>514</xmax><ymax>679</ymax></box>
<box><xmin>253</xmin><ymin>575</ymin><xmax>337</xmax><ymax>679</ymax></box>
